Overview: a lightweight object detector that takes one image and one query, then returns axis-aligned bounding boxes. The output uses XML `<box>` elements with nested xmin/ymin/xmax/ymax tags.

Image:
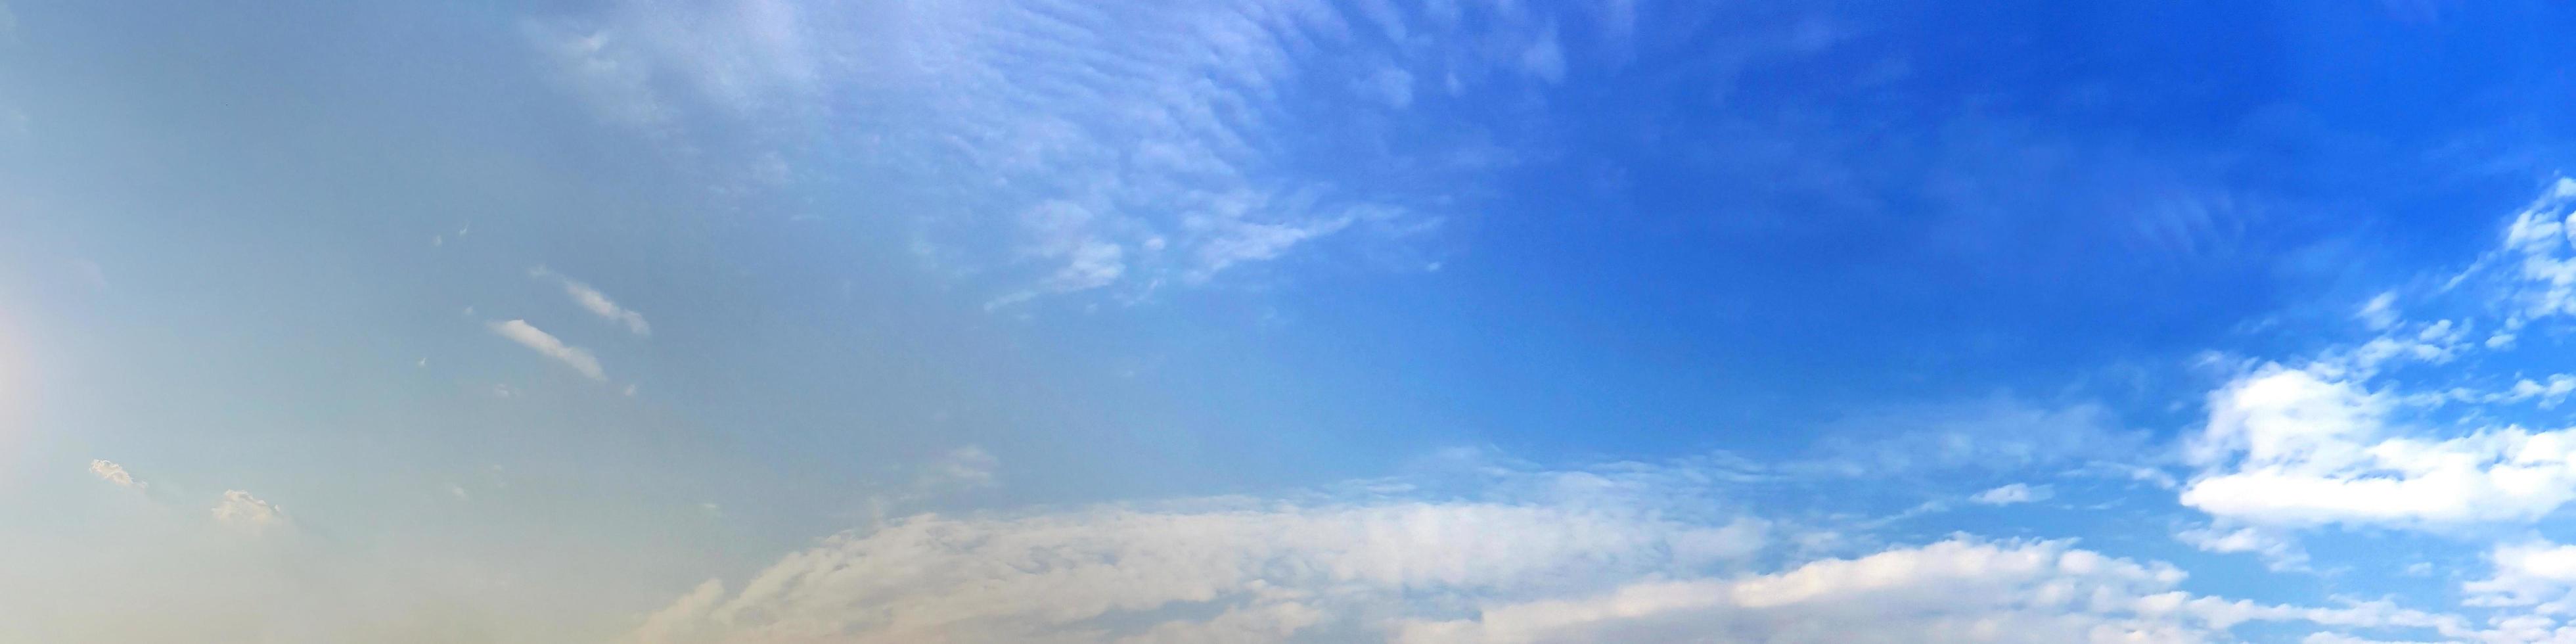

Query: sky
<box><xmin>7</xmin><ymin>0</ymin><xmax>2576</xmax><ymax>642</ymax></box>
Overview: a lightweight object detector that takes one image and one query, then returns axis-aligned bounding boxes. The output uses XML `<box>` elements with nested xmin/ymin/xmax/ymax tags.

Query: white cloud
<box><xmin>526</xmin><ymin>0</ymin><xmax>816</xmax><ymax>129</ymax></box>
<box><xmin>2176</xmin><ymin>524</ymin><xmax>2307</xmax><ymax>572</ymax></box>
<box><xmin>1396</xmin><ymin>538</ymin><xmax>2353</xmax><ymax>644</ymax></box>
<box><xmin>635</xmin><ymin>518</ymin><xmax>2476</xmax><ymax>644</ymax></box>
<box><xmin>628</xmin><ymin>454</ymin><xmax>1782</xmax><ymax>644</ymax></box>
<box><xmin>526</xmin><ymin>0</ymin><xmax>1656</xmax><ymax>305</ymax></box>
<box><xmin>2359</xmin><ymin>291</ymin><xmax>2399</xmax><ymax>330</ymax></box>
<box><xmin>89</xmin><ymin>459</ymin><xmax>144</xmax><ymax>489</ymax></box>
<box><xmin>630</xmin><ymin>501</ymin><xmax>1769</xmax><ymax>643</ymax></box>
<box><xmin>1969</xmin><ymin>482</ymin><xmax>2050</xmax><ymax>505</ymax></box>
<box><xmin>532</xmin><ymin>267</ymin><xmax>651</xmax><ymax>337</ymax></box>
<box><xmin>2491</xmin><ymin>177</ymin><xmax>2576</xmax><ymax>325</ymax></box>
<box><xmin>487</xmin><ymin>319</ymin><xmax>606</xmax><ymax>380</ymax></box>
<box><xmin>622</xmin><ymin>448</ymin><xmax>2489</xmax><ymax>644</ymax></box>
<box><xmin>2468</xmin><ymin>540</ymin><xmax>2576</xmax><ymax>616</ymax></box>
<box><xmin>2181</xmin><ymin>365</ymin><xmax>2576</xmax><ymax>528</ymax></box>
<box><xmin>212</xmin><ymin>490</ymin><xmax>285</xmax><ymax>532</ymax></box>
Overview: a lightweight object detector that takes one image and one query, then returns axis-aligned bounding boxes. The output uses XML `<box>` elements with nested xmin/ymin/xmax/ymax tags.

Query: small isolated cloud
<box><xmin>487</xmin><ymin>319</ymin><xmax>606</xmax><ymax>380</ymax></box>
<box><xmin>531</xmin><ymin>267</ymin><xmax>650</xmax><ymax>337</ymax></box>
<box><xmin>2177</xmin><ymin>524</ymin><xmax>2309</xmax><ymax>572</ymax></box>
<box><xmin>89</xmin><ymin>459</ymin><xmax>144</xmax><ymax>489</ymax></box>
<box><xmin>1970</xmin><ymin>482</ymin><xmax>2050</xmax><ymax>505</ymax></box>
<box><xmin>212</xmin><ymin>490</ymin><xmax>285</xmax><ymax>532</ymax></box>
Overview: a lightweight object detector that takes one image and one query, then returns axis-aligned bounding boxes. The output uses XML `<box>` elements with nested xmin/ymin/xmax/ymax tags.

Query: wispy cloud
<box><xmin>487</xmin><ymin>319</ymin><xmax>606</xmax><ymax>380</ymax></box>
<box><xmin>531</xmin><ymin>267</ymin><xmax>650</xmax><ymax>337</ymax></box>
<box><xmin>527</xmin><ymin>0</ymin><xmax>1652</xmax><ymax>305</ymax></box>
<box><xmin>89</xmin><ymin>459</ymin><xmax>144</xmax><ymax>489</ymax></box>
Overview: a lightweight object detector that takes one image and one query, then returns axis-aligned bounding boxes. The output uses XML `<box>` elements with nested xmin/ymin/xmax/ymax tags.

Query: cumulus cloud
<box><xmin>532</xmin><ymin>267</ymin><xmax>651</xmax><ymax>337</ymax></box>
<box><xmin>212</xmin><ymin>490</ymin><xmax>285</xmax><ymax>532</ymax></box>
<box><xmin>2464</xmin><ymin>540</ymin><xmax>2576</xmax><ymax>618</ymax></box>
<box><xmin>1969</xmin><ymin>482</ymin><xmax>2050</xmax><ymax>505</ymax></box>
<box><xmin>2181</xmin><ymin>365</ymin><xmax>2576</xmax><ymax>528</ymax></box>
<box><xmin>89</xmin><ymin>459</ymin><xmax>144</xmax><ymax>489</ymax></box>
<box><xmin>487</xmin><ymin>319</ymin><xmax>606</xmax><ymax>380</ymax></box>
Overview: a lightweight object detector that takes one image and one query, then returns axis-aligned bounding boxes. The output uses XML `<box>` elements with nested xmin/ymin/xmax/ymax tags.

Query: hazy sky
<box><xmin>7</xmin><ymin>1</ymin><xmax>2576</xmax><ymax>643</ymax></box>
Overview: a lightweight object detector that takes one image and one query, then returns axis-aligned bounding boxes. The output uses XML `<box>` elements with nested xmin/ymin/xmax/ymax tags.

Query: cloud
<box><xmin>89</xmin><ymin>459</ymin><xmax>145</xmax><ymax>489</ymax></box>
<box><xmin>628</xmin><ymin>454</ymin><xmax>1778</xmax><ymax>644</ymax></box>
<box><xmin>487</xmin><ymin>319</ymin><xmax>606</xmax><ymax>380</ymax></box>
<box><xmin>524</xmin><ymin>0</ymin><xmax>816</xmax><ymax>129</ymax></box>
<box><xmin>2359</xmin><ymin>291</ymin><xmax>2399</xmax><ymax>330</ymax></box>
<box><xmin>212</xmin><ymin>490</ymin><xmax>285</xmax><ymax>532</ymax></box>
<box><xmin>2464</xmin><ymin>540</ymin><xmax>2576</xmax><ymax>618</ymax></box>
<box><xmin>2177</xmin><ymin>524</ymin><xmax>2309</xmax><ymax>572</ymax></box>
<box><xmin>531</xmin><ymin>267</ymin><xmax>651</xmax><ymax>337</ymax></box>
<box><xmin>2487</xmin><ymin>177</ymin><xmax>2576</xmax><ymax>326</ymax></box>
<box><xmin>2181</xmin><ymin>365</ymin><xmax>2576</xmax><ymax>529</ymax></box>
<box><xmin>1795</xmin><ymin>396</ymin><xmax>2156</xmax><ymax>477</ymax></box>
<box><xmin>526</xmin><ymin>0</ymin><xmax>1671</xmax><ymax>304</ymax></box>
<box><xmin>1393</xmin><ymin>538</ymin><xmax>2325</xmax><ymax>644</ymax></box>
<box><xmin>1968</xmin><ymin>482</ymin><xmax>2050</xmax><ymax>505</ymax></box>
<box><xmin>625</xmin><ymin>449</ymin><xmax>2482</xmax><ymax>644</ymax></box>
<box><xmin>2163</xmin><ymin>179</ymin><xmax>2576</xmax><ymax>533</ymax></box>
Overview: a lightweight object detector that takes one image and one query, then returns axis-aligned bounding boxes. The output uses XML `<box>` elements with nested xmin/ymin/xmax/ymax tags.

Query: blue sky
<box><xmin>7</xmin><ymin>0</ymin><xmax>2576</xmax><ymax>642</ymax></box>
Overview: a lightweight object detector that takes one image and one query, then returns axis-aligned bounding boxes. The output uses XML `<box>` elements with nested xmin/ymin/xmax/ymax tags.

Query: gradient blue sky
<box><xmin>7</xmin><ymin>1</ymin><xmax>2576</xmax><ymax>642</ymax></box>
